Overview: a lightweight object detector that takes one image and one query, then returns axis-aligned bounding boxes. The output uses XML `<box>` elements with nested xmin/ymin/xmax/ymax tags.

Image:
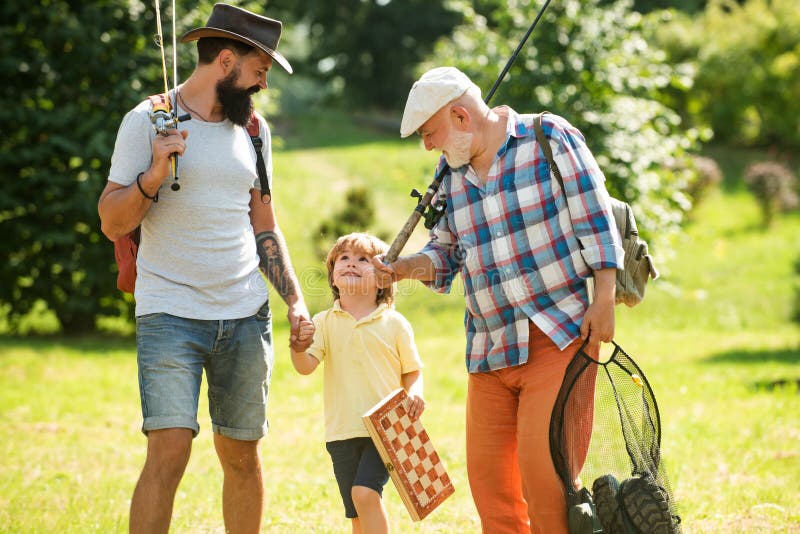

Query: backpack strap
<box><xmin>246</xmin><ymin>112</ymin><xmax>271</xmax><ymax>204</ymax></box>
<box><xmin>147</xmin><ymin>93</ymin><xmax>170</xmax><ymax>113</ymax></box>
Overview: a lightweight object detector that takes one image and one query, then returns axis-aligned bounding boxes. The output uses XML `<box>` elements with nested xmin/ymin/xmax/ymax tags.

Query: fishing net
<box><xmin>550</xmin><ymin>341</ymin><xmax>681</xmax><ymax>534</ymax></box>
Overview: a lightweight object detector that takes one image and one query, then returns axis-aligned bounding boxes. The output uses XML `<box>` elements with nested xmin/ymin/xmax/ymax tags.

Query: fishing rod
<box><xmin>151</xmin><ymin>0</ymin><xmax>190</xmax><ymax>191</ymax></box>
<box><xmin>384</xmin><ymin>0</ymin><xmax>552</xmax><ymax>263</ymax></box>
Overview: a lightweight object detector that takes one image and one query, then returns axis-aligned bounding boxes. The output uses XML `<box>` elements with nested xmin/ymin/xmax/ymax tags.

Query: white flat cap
<box><xmin>400</xmin><ymin>67</ymin><xmax>479</xmax><ymax>138</ymax></box>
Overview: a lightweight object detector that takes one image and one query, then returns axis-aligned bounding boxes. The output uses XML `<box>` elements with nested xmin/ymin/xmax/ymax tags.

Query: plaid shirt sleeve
<box><xmin>548</xmin><ymin>115</ymin><xmax>624</xmax><ymax>270</ymax></box>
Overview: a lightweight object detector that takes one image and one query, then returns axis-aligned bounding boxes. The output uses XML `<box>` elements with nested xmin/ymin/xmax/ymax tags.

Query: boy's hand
<box><xmin>290</xmin><ymin>319</ymin><xmax>314</xmax><ymax>352</ymax></box>
<box><xmin>406</xmin><ymin>394</ymin><xmax>426</xmax><ymax>420</ymax></box>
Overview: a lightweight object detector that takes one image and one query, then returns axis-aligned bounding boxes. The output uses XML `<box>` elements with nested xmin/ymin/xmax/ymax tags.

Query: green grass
<box><xmin>1</xmin><ymin>118</ymin><xmax>799</xmax><ymax>532</ymax></box>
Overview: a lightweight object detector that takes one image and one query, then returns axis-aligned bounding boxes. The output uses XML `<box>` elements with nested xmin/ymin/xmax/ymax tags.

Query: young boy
<box><xmin>291</xmin><ymin>232</ymin><xmax>425</xmax><ymax>534</ymax></box>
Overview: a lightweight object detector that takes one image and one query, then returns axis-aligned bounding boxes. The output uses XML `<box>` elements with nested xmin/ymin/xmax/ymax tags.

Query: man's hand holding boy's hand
<box><xmin>290</xmin><ymin>319</ymin><xmax>314</xmax><ymax>352</ymax></box>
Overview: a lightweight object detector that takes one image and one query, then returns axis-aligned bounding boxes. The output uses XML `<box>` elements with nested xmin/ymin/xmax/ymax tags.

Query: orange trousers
<box><xmin>466</xmin><ymin>323</ymin><xmax>597</xmax><ymax>534</ymax></box>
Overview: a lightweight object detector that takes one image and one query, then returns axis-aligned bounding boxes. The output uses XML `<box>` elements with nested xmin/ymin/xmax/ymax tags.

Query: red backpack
<box><xmin>113</xmin><ymin>94</ymin><xmax>269</xmax><ymax>293</ymax></box>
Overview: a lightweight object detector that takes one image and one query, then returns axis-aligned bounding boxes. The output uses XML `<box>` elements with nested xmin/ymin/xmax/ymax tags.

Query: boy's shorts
<box><xmin>326</xmin><ymin>437</ymin><xmax>390</xmax><ymax>518</ymax></box>
<box><xmin>135</xmin><ymin>300</ymin><xmax>273</xmax><ymax>441</ymax></box>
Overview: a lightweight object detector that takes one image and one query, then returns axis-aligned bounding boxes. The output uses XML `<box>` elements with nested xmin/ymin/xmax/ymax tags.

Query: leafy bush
<box><xmin>652</xmin><ymin>0</ymin><xmax>800</xmax><ymax>147</ymax></box>
<box><xmin>631</xmin><ymin>0</ymin><xmax>707</xmax><ymax>13</ymax></box>
<box><xmin>0</xmin><ymin>1</ymin><xmax>223</xmax><ymax>333</ymax></box>
<box><xmin>427</xmin><ymin>0</ymin><xmax>704</xmax><ymax>244</ymax></box>
<box><xmin>743</xmin><ymin>161</ymin><xmax>798</xmax><ymax>227</ymax></box>
<box><xmin>0</xmin><ymin>1</ymin><xmax>167</xmax><ymax>332</ymax></box>
<box><xmin>687</xmin><ymin>155</ymin><xmax>723</xmax><ymax>204</ymax></box>
<box><xmin>313</xmin><ymin>187</ymin><xmax>389</xmax><ymax>260</ymax></box>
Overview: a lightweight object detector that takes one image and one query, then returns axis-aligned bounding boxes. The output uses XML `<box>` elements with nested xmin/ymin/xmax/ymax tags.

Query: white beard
<box><xmin>443</xmin><ymin>129</ymin><xmax>473</xmax><ymax>168</ymax></box>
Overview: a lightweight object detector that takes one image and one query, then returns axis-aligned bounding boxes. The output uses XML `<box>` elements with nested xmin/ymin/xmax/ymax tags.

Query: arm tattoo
<box><xmin>255</xmin><ymin>230</ymin><xmax>299</xmax><ymax>301</ymax></box>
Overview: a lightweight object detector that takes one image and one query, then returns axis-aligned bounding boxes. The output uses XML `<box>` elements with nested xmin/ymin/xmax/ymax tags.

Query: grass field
<box><xmin>0</xmin><ymin>113</ymin><xmax>798</xmax><ymax>532</ymax></box>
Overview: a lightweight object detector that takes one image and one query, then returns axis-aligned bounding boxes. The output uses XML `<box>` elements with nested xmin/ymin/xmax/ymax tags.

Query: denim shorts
<box><xmin>135</xmin><ymin>300</ymin><xmax>273</xmax><ymax>440</ymax></box>
<box><xmin>326</xmin><ymin>437</ymin><xmax>390</xmax><ymax>518</ymax></box>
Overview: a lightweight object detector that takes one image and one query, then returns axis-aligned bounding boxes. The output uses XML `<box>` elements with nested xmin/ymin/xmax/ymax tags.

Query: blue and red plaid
<box><xmin>420</xmin><ymin>110</ymin><xmax>624</xmax><ymax>373</ymax></box>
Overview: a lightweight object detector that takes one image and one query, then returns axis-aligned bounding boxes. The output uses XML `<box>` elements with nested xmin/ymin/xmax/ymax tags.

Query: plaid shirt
<box><xmin>420</xmin><ymin>109</ymin><xmax>624</xmax><ymax>373</ymax></box>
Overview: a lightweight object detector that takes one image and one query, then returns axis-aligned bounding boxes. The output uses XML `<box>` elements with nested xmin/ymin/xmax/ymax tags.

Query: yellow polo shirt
<box><xmin>308</xmin><ymin>301</ymin><xmax>424</xmax><ymax>442</ymax></box>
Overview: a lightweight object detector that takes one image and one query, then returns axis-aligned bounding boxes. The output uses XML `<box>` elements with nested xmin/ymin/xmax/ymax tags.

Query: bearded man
<box><xmin>98</xmin><ymin>5</ymin><xmax>311</xmax><ymax>533</ymax></box>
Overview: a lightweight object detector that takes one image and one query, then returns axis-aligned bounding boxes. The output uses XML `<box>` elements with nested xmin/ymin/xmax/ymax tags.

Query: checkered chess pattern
<box><xmin>379</xmin><ymin>403</ymin><xmax>452</xmax><ymax>508</ymax></box>
<box><xmin>361</xmin><ymin>390</ymin><xmax>457</xmax><ymax>522</ymax></box>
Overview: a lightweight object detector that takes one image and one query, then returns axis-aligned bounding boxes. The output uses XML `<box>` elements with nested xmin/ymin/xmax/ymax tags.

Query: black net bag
<box><xmin>550</xmin><ymin>340</ymin><xmax>681</xmax><ymax>534</ymax></box>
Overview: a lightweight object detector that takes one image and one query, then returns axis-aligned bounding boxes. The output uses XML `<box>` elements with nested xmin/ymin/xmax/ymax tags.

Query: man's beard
<box><xmin>216</xmin><ymin>67</ymin><xmax>259</xmax><ymax>127</ymax></box>
<box><xmin>443</xmin><ymin>129</ymin><xmax>473</xmax><ymax>168</ymax></box>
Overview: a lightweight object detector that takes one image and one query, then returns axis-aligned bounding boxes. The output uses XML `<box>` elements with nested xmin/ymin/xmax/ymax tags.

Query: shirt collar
<box><xmin>487</xmin><ymin>106</ymin><xmax>531</xmax><ymax>175</ymax></box>
<box><xmin>331</xmin><ymin>300</ymin><xmax>389</xmax><ymax>323</ymax></box>
<box><xmin>500</xmin><ymin>105</ymin><xmax>530</xmax><ymax>141</ymax></box>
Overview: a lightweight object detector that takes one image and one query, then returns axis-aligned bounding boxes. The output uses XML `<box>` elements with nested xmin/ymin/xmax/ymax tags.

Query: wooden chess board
<box><xmin>362</xmin><ymin>388</ymin><xmax>455</xmax><ymax>521</ymax></box>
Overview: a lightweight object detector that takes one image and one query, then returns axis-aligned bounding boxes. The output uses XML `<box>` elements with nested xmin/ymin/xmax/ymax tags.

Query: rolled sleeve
<box><xmin>419</xmin><ymin>244</ymin><xmax>458</xmax><ymax>293</ymax></box>
<box><xmin>580</xmin><ymin>243</ymin><xmax>625</xmax><ymax>271</ymax></box>
<box><xmin>419</xmin><ymin>210</ymin><xmax>465</xmax><ymax>293</ymax></box>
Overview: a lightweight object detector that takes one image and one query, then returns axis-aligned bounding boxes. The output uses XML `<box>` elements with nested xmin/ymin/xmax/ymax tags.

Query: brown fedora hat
<box><xmin>181</xmin><ymin>3</ymin><xmax>292</xmax><ymax>74</ymax></box>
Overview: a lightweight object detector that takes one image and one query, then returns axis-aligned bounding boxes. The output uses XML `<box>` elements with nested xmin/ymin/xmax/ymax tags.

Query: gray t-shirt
<box><xmin>108</xmin><ymin>93</ymin><xmax>270</xmax><ymax>319</ymax></box>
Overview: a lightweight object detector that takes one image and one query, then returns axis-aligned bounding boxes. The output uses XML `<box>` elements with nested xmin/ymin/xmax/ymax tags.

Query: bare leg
<box><xmin>214</xmin><ymin>433</ymin><xmax>264</xmax><ymax>534</ymax></box>
<box><xmin>129</xmin><ymin>428</ymin><xmax>193</xmax><ymax>534</ymax></box>
<box><xmin>351</xmin><ymin>486</ymin><xmax>389</xmax><ymax>534</ymax></box>
<box><xmin>351</xmin><ymin>517</ymin><xmax>362</xmax><ymax>534</ymax></box>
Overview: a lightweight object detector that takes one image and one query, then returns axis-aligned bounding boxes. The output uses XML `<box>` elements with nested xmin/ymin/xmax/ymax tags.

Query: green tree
<box><xmin>653</xmin><ymin>0</ymin><xmax>800</xmax><ymax>148</ymax></box>
<box><xmin>0</xmin><ymin>1</ymin><xmax>206</xmax><ymax>332</ymax></box>
<box><xmin>428</xmin><ymin>0</ymin><xmax>704</xmax><ymax>242</ymax></box>
<box><xmin>266</xmin><ymin>0</ymin><xmax>462</xmax><ymax>109</ymax></box>
<box><xmin>626</xmin><ymin>0</ymin><xmax>708</xmax><ymax>14</ymax></box>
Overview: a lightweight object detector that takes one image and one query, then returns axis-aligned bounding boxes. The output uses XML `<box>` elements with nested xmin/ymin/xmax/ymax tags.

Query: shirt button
<box><xmin>496</xmin><ymin>231</ymin><xmax>502</xmax><ymax>237</ymax></box>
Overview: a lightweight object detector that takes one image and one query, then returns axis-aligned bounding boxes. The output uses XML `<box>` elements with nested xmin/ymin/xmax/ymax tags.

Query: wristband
<box><xmin>136</xmin><ymin>172</ymin><xmax>159</xmax><ymax>202</ymax></box>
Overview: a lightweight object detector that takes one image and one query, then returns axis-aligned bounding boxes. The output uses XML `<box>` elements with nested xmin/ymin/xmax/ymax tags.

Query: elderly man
<box><xmin>373</xmin><ymin>67</ymin><xmax>624</xmax><ymax>533</ymax></box>
<box><xmin>98</xmin><ymin>5</ymin><xmax>310</xmax><ymax>532</ymax></box>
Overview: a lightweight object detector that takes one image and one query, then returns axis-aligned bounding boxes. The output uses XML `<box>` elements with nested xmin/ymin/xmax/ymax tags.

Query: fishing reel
<box><xmin>150</xmin><ymin>102</ymin><xmax>191</xmax><ymax>191</ymax></box>
<box><xmin>410</xmin><ymin>188</ymin><xmax>447</xmax><ymax>230</ymax></box>
<box><xmin>150</xmin><ymin>107</ymin><xmax>191</xmax><ymax>136</ymax></box>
